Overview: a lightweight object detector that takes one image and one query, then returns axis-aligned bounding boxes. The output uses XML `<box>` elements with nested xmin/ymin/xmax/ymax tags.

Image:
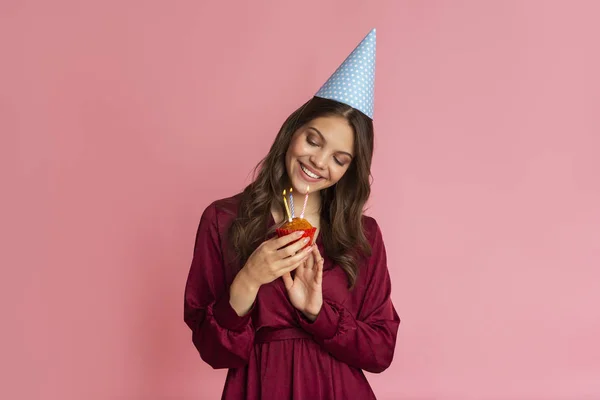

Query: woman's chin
<box><xmin>291</xmin><ymin>178</ymin><xmax>317</xmax><ymax>194</ymax></box>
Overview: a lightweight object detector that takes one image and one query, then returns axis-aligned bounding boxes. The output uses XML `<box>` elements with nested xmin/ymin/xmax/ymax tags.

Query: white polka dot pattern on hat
<box><xmin>315</xmin><ymin>28</ymin><xmax>376</xmax><ymax>119</ymax></box>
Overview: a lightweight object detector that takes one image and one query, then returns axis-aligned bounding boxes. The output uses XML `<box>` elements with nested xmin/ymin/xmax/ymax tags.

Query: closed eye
<box><xmin>307</xmin><ymin>137</ymin><xmax>319</xmax><ymax>147</ymax></box>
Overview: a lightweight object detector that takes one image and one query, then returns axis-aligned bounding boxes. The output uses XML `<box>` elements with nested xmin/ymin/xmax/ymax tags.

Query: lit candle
<box><xmin>289</xmin><ymin>188</ymin><xmax>295</xmax><ymax>219</ymax></box>
<box><xmin>282</xmin><ymin>190</ymin><xmax>292</xmax><ymax>222</ymax></box>
<box><xmin>300</xmin><ymin>185</ymin><xmax>309</xmax><ymax>219</ymax></box>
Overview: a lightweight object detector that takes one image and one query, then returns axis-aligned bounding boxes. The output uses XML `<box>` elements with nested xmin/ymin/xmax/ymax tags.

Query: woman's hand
<box><xmin>230</xmin><ymin>232</ymin><xmax>313</xmax><ymax>317</ymax></box>
<box><xmin>241</xmin><ymin>231</ymin><xmax>314</xmax><ymax>288</ymax></box>
<box><xmin>282</xmin><ymin>245</ymin><xmax>324</xmax><ymax>321</ymax></box>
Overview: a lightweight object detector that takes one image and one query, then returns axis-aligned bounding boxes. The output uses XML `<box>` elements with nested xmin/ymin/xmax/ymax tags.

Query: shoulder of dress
<box><xmin>205</xmin><ymin>193</ymin><xmax>243</xmax><ymax>219</ymax></box>
<box><xmin>361</xmin><ymin>214</ymin><xmax>382</xmax><ymax>243</ymax></box>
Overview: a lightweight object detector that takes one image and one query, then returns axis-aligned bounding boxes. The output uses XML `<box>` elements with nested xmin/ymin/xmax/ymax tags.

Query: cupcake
<box><xmin>277</xmin><ymin>186</ymin><xmax>315</xmax><ymax>249</ymax></box>
<box><xmin>276</xmin><ymin>217</ymin><xmax>317</xmax><ymax>250</ymax></box>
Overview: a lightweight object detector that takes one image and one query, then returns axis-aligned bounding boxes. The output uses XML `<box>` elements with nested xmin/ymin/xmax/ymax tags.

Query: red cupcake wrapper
<box><xmin>276</xmin><ymin>227</ymin><xmax>317</xmax><ymax>250</ymax></box>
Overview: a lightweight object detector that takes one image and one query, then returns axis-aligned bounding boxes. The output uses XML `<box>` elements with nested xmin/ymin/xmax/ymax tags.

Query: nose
<box><xmin>309</xmin><ymin>152</ymin><xmax>327</xmax><ymax>170</ymax></box>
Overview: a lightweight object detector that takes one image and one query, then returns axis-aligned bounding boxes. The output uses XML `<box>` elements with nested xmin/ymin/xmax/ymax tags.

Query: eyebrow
<box><xmin>307</xmin><ymin>127</ymin><xmax>354</xmax><ymax>159</ymax></box>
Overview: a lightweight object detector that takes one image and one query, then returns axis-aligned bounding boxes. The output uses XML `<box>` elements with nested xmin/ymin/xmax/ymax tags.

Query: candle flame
<box><xmin>282</xmin><ymin>189</ymin><xmax>292</xmax><ymax>222</ymax></box>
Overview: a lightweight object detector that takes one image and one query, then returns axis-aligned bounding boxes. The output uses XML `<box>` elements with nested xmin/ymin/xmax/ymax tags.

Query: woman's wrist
<box><xmin>301</xmin><ymin>310</ymin><xmax>318</xmax><ymax>322</ymax></box>
<box><xmin>229</xmin><ymin>268</ymin><xmax>260</xmax><ymax>316</ymax></box>
<box><xmin>237</xmin><ymin>266</ymin><xmax>261</xmax><ymax>293</ymax></box>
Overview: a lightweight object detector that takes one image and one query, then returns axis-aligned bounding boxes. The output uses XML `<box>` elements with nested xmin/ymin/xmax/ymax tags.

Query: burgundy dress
<box><xmin>184</xmin><ymin>194</ymin><xmax>400</xmax><ymax>399</ymax></box>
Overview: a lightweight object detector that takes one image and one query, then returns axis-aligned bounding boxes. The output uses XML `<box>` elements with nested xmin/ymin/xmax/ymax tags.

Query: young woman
<box><xmin>184</xmin><ymin>29</ymin><xmax>400</xmax><ymax>399</ymax></box>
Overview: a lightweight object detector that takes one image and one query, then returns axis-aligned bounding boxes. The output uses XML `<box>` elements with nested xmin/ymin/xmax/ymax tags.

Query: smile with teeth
<box><xmin>300</xmin><ymin>163</ymin><xmax>322</xmax><ymax>179</ymax></box>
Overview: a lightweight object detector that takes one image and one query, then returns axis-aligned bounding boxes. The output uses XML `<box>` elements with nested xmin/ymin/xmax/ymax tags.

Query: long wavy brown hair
<box><xmin>227</xmin><ymin>96</ymin><xmax>374</xmax><ymax>287</ymax></box>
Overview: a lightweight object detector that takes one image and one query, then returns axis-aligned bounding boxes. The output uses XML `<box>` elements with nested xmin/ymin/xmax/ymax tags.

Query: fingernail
<box><xmin>303</xmin><ymin>238</ymin><xmax>309</xmax><ymax>243</ymax></box>
<box><xmin>294</xmin><ymin>231</ymin><xmax>303</xmax><ymax>237</ymax></box>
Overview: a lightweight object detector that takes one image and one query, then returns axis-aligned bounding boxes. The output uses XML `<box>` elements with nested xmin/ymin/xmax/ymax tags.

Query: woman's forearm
<box><xmin>229</xmin><ymin>268</ymin><xmax>260</xmax><ymax>316</ymax></box>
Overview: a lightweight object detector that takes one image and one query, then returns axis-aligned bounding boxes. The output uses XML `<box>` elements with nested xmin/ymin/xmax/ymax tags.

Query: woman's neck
<box><xmin>291</xmin><ymin>189</ymin><xmax>321</xmax><ymax>218</ymax></box>
<box><xmin>272</xmin><ymin>189</ymin><xmax>322</xmax><ymax>227</ymax></box>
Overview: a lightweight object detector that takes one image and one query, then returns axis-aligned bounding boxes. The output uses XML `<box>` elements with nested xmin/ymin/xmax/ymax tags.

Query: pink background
<box><xmin>2</xmin><ymin>1</ymin><xmax>599</xmax><ymax>399</ymax></box>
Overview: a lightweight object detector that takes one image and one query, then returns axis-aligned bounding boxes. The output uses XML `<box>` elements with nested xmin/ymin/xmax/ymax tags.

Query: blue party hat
<box><xmin>315</xmin><ymin>28</ymin><xmax>377</xmax><ymax>119</ymax></box>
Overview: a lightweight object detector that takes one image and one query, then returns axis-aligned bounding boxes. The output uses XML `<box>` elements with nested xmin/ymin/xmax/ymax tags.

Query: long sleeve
<box><xmin>183</xmin><ymin>202</ymin><xmax>255</xmax><ymax>369</ymax></box>
<box><xmin>296</xmin><ymin>219</ymin><xmax>400</xmax><ymax>373</ymax></box>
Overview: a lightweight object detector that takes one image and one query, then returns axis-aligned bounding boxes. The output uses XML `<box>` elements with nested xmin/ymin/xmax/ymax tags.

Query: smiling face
<box><xmin>285</xmin><ymin>115</ymin><xmax>355</xmax><ymax>195</ymax></box>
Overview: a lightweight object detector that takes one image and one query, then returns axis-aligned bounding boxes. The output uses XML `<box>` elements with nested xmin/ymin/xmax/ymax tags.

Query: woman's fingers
<box><xmin>282</xmin><ymin>271</ymin><xmax>294</xmax><ymax>290</ymax></box>
<box><xmin>315</xmin><ymin>257</ymin><xmax>323</xmax><ymax>285</ymax></box>
<box><xmin>277</xmin><ymin>245</ymin><xmax>313</xmax><ymax>270</ymax></box>
<box><xmin>276</xmin><ymin>237</ymin><xmax>311</xmax><ymax>258</ymax></box>
<box><xmin>269</xmin><ymin>231</ymin><xmax>304</xmax><ymax>250</ymax></box>
<box><xmin>307</xmin><ymin>246</ymin><xmax>322</xmax><ymax>270</ymax></box>
<box><xmin>304</xmin><ymin>250</ymin><xmax>314</xmax><ymax>270</ymax></box>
